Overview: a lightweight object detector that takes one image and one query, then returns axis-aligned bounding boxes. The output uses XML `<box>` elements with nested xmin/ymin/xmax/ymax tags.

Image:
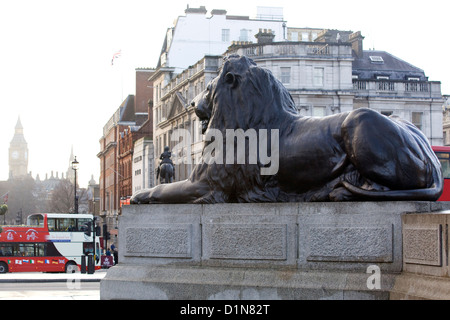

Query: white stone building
<box><xmin>132</xmin><ymin>137</ymin><xmax>155</xmax><ymax>192</ymax></box>
<box><xmin>157</xmin><ymin>5</ymin><xmax>286</xmax><ymax>72</ymax></box>
<box><xmin>226</xmin><ymin>30</ymin><xmax>355</xmax><ymax>117</ymax></box>
<box><xmin>151</xmin><ymin>55</ymin><xmax>223</xmax><ymax>181</ymax></box>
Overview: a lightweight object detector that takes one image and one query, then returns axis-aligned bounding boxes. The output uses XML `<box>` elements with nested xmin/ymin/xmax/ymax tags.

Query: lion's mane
<box><xmin>192</xmin><ymin>55</ymin><xmax>298</xmax><ymax>203</ymax></box>
<box><xmin>210</xmin><ymin>55</ymin><xmax>298</xmax><ymax>132</ymax></box>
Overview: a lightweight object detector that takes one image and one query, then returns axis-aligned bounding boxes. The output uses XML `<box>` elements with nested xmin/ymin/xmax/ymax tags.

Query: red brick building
<box><xmin>98</xmin><ymin>69</ymin><xmax>154</xmax><ymax>233</ymax></box>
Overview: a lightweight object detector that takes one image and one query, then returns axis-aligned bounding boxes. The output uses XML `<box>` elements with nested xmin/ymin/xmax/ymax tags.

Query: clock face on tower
<box><xmin>11</xmin><ymin>151</ymin><xmax>19</xmax><ymax>159</ymax></box>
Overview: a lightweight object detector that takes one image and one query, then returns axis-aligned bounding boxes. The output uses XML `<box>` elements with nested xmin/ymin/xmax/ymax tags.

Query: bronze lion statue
<box><xmin>131</xmin><ymin>55</ymin><xmax>443</xmax><ymax>204</ymax></box>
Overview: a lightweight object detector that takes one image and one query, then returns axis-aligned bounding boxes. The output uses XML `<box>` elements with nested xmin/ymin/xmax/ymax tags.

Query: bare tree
<box><xmin>48</xmin><ymin>179</ymin><xmax>74</xmax><ymax>213</ymax></box>
<box><xmin>48</xmin><ymin>179</ymin><xmax>87</xmax><ymax>213</ymax></box>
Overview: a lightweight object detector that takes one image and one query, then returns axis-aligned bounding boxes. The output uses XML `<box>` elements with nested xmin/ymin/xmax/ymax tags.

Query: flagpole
<box><xmin>111</xmin><ymin>49</ymin><xmax>123</xmax><ymax>102</ymax></box>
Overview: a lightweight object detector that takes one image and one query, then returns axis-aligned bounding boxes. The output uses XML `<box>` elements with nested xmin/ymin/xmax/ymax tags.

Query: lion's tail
<box><xmin>341</xmin><ymin>175</ymin><xmax>443</xmax><ymax>201</ymax></box>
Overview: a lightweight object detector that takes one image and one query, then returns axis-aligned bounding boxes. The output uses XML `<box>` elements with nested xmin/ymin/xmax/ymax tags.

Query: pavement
<box><xmin>0</xmin><ymin>269</ymin><xmax>108</xmax><ymax>283</ymax></box>
<box><xmin>0</xmin><ymin>269</ymin><xmax>108</xmax><ymax>300</ymax></box>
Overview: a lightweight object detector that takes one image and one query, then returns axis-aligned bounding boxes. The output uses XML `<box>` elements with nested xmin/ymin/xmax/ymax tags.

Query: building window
<box><xmin>313</xmin><ymin>68</ymin><xmax>324</xmax><ymax>87</ymax></box>
<box><xmin>291</xmin><ymin>32</ymin><xmax>298</xmax><ymax>41</ymax></box>
<box><xmin>301</xmin><ymin>32</ymin><xmax>309</xmax><ymax>41</ymax></box>
<box><xmin>381</xmin><ymin>111</ymin><xmax>393</xmax><ymax>117</ymax></box>
<box><xmin>313</xmin><ymin>106</ymin><xmax>326</xmax><ymax>117</ymax></box>
<box><xmin>370</xmin><ymin>56</ymin><xmax>384</xmax><ymax>64</ymax></box>
<box><xmin>280</xmin><ymin>67</ymin><xmax>291</xmax><ymax>84</ymax></box>
<box><xmin>222</xmin><ymin>29</ymin><xmax>230</xmax><ymax>42</ymax></box>
<box><xmin>239</xmin><ymin>29</ymin><xmax>251</xmax><ymax>42</ymax></box>
<box><xmin>412</xmin><ymin>112</ymin><xmax>423</xmax><ymax>130</ymax></box>
<box><xmin>191</xmin><ymin>119</ymin><xmax>196</xmax><ymax>143</ymax></box>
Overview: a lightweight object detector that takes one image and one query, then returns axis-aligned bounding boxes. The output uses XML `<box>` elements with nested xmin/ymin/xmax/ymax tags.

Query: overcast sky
<box><xmin>0</xmin><ymin>0</ymin><xmax>449</xmax><ymax>187</ymax></box>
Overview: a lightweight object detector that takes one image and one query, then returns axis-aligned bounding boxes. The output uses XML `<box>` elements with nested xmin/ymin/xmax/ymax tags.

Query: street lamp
<box><xmin>72</xmin><ymin>156</ymin><xmax>79</xmax><ymax>214</ymax></box>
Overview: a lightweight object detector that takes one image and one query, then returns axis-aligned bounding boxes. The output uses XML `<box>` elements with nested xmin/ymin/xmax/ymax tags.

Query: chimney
<box><xmin>349</xmin><ymin>31</ymin><xmax>364</xmax><ymax>58</ymax></box>
<box><xmin>211</xmin><ymin>9</ymin><xmax>227</xmax><ymax>16</ymax></box>
<box><xmin>255</xmin><ymin>29</ymin><xmax>275</xmax><ymax>44</ymax></box>
<box><xmin>185</xmin><ymin>5</ymin><xmax>207</xmax><ymax>14</ymax></box>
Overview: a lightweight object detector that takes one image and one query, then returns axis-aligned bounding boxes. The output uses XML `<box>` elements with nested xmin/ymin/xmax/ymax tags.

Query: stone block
<box><xmin>125</xmin><ymin>224</ymin><xmax>193</xmax><ymax>258</ymax></box>
<box><xmin>403</xmin><ymin>225</ymin><xmax>442</xmax><ymax>266</ymax></box>
<box><xmin>305</xmin><ymin>225</ymin><xmax>393</xmax><ymax>263</ymax></box>
<box><xmin>401</xmin><ymin>212</ymin><xmax>450</xmax><ymax>277</ymax></box>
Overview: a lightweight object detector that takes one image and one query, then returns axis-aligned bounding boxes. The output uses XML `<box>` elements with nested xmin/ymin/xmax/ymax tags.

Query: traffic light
<box><xmin>84</xmin><ymin>221</ymin><xmax>92</xmax><ymax>237</ymax></box>
<box><xmin>103</xmin><ymin>224</ymin><xmax>110</xmax><ymax>240</ymax></box>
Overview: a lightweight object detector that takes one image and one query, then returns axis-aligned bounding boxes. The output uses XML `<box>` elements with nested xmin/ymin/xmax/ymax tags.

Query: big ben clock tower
<box><xmin>9</xmin><ymin>117</ymin><xmax>28</xmax><ymax>179</ymax></box>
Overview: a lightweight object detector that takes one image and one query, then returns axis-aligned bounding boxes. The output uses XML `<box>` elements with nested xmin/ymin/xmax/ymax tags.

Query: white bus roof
<box><xmin>29</xmin><ymin>213</ymin><xmax>94</xmax><ymax>219</ymax></box>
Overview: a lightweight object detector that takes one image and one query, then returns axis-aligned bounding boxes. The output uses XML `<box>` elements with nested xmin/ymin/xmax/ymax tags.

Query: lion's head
<box><xmin>192</xmin><ymin>55</ymin><xmax>298</xmax><ymax>134</ymax></box>
<box><xmin>189</xmin><ymin>55</ymin><xmax>297</xmax><ymax>202</ymax></box>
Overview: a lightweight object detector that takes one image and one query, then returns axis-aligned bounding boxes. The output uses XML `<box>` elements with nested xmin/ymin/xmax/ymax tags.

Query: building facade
<box><xmin>132</xmin><ymin>137</ymin><xmax>155</xmax><ymax>192</ymax></box>
<box><xmin>157</xmin><ymin>5</ymin><xmax>286</xmax><ymax>72</ymax></box>
<box><xmin>349</xmin><ymin>32</ymin><xmax>444</xmax><ymax>146</ymax></box>
<box><xmin>226</xmin><ymin>29</ymin><xmax>355</xmax><ymax>117</ymax></box>
<box><xmin>151</xmin><ymin>55</ymin><xmax>222</xmax><ymax>182</ymax></box>
<box><xmin>98</xmin><ymin>69</ymin><xmax>154</xmax><ymax>232</ymax></box>
<box><xmin>151</xmin><ymin>29</ymin><xmax>444</xmax><ymax>185</ymax></box>
<box><xmin>443</xmin><ymin>95</ymin><xmax>450</xmax><ymax>145</ymax></box>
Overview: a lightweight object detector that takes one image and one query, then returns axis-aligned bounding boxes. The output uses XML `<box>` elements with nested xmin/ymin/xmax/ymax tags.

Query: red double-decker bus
<box><xmin>432</xmin><ymin>146</ymin><xmax>450</xmax><ymax>201</ymax></box>
<box><xmin>0</xmin><ymin>213</ymin><xmax>101</xmax><ymax>273</ymax></box>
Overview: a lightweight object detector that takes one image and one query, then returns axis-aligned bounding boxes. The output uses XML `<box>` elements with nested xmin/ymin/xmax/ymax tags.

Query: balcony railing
<box><xmin>228</xmin><ymin>42</ymin><xmax>350</xmax><ymax>59</ymax></box>
<box><xmin>352</xmin><ymin>80</ymin><xmax>439</xmax><ymax>98</ymax></box>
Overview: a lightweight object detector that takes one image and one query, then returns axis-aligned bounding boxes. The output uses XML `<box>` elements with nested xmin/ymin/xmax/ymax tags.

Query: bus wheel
<box><xmin>65</xmin><ymin>261</ymin><xmax>78</xmax><ymax>274</ymax></box>
<box><xmin>0</xmin><ymin>262</ymin><xmax>8</xmax><ymax>273</ymax></box>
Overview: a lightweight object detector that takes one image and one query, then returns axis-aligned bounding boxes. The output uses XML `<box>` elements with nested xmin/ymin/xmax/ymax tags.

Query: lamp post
<box><xmin>72</xmin><ymin>156</ymin><xmax>79</xmax><ymax>214</ymax></box>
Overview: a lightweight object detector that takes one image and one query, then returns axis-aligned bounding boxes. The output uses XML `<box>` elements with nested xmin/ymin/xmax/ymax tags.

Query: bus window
<box><xmin>83</xmin><ymin>242</ymin><xmax>94</xmax><ymax>255</ymax></box>
<box><xmin>79</xmin><ymin>219</ymin><xmax>92</xmax><ymax>233</ymax></box>
<box><xmin>436</xmin><ymin>152</ymin><xmax>450</xmax><ymax>178</ymax></box>
<box><xmin>48</xmin><ymin>218</ymin><xmax>56</xmax><ymax>231</ymax></box>
<box><xmin>35</xmin><ymin>243</ymin><xmax>45</xmax><ymax>257</ymax></box>
<box><xmin>57</xmin><ymin>218</ymin><xmax>76</xmax><ymax>231</ymax></box>
<box><xmin>48</xmin><ymin>218</ymin><xmax>77</xmax><ymax>232</ymax></box>
<box><xmin>21</xmin><ymin>244</ymin><xmax>35</xmax><ymax>257</ymax></box>
<box><xmin>27</xmin><ymin>214</ymin><xmax>44</xmax><ymax>228</ymax></box>
<box><xmin>0</xmin><ymin>245</ymin><xmax>12</xmax><ymax>257</ymax></box>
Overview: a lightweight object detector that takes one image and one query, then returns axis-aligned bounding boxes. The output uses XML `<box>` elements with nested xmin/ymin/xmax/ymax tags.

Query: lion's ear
<box><xmin>225</xmin><ymin>72</ymin><xmax>237</xmax><ymax>88</ymax></box>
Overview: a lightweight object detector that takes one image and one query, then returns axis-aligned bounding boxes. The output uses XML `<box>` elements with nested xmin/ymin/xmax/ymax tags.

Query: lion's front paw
<box><xmin>130</xmin><ymin>186</ymin><xmax>163</xmax><ymax>204</ymax></box>
<box><xmin>130</xmin><ymin>189</ymin><xmax>153</xmax><ymax>204</ymax></box>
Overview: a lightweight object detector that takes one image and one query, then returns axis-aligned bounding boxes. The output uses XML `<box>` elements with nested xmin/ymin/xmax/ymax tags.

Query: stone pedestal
<box><xmin>100</xmin><ymin>201</ymin><xmax>448</xmax><ymax>300</ymax></box>
<box><xmin>390</xmin><ymin>211</ymin><xmax>450</xmax><ymax>299</ymax></box>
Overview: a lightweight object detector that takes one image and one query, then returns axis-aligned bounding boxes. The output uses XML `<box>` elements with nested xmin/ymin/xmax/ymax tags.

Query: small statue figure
<box><xmin>157</xmin><ymin>146</ymin><xmax>174</xmax><ymax>184</ymax></box>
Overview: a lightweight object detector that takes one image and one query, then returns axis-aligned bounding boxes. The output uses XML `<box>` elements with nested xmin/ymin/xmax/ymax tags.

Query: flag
<box><xmin>2</xmin><ymin>192</ymin><xmax>8</xmax><ymax>204</ymax></box>
<box><xmin>111</xmin><ymin>49</ymin><xmax>122</xmax><ymax>65</ymax></box>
